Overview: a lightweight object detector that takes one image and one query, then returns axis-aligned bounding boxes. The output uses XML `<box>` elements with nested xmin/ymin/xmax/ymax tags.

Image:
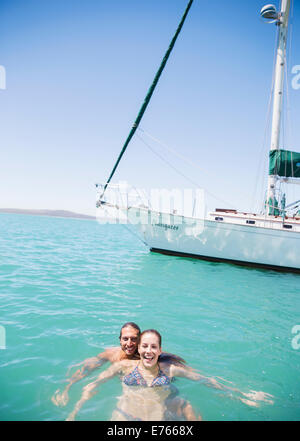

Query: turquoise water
<box><xmin>0</xmin><ymin>213</ymin><xmax>300</xmax><ymax>421</ymax></box>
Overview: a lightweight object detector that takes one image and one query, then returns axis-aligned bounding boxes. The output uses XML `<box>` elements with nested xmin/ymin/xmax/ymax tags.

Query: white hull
<box><xmin>123</xmin><ymin>207</ymin><xmax>300</xmax><ymax>272</ymax></box>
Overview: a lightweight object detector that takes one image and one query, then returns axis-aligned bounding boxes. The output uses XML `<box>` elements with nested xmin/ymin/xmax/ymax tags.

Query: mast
<box><xmin>264</xmin><ymin>0</ymin><xmax>291</xmax><ymax>215</ymax></box>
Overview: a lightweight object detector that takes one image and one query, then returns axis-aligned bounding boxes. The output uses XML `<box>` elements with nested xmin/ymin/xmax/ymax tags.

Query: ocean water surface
<box><xmin>0</xmin><ymin>213</ymin><xmax>299</xmax><ymax>421</ymax></box>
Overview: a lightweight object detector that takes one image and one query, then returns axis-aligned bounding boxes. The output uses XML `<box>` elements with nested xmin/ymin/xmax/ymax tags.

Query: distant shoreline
<box><xmin>0</xmin><ymin>208</ymin><xmax>96</xmax><ymax>220</ymax></box>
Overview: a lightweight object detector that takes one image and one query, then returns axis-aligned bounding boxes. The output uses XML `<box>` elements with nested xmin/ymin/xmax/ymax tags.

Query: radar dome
<box><xmin>260</xmin><ymin>4</ymin><xmax>278</xmax><ymax>20</ymax></box>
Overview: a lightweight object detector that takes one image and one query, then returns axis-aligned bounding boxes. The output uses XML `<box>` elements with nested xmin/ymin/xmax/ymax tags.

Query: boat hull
<box><xmin>126</xmin><ymin>207</ymin><xmax>300</xmax><ymax>273</ymax></box>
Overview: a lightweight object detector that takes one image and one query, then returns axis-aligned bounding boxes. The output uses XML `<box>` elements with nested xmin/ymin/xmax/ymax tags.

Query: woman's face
<box><xmin>138</xmin><ymin>333</ymin><xmax>161</xmax><ymax>369</ymax></box>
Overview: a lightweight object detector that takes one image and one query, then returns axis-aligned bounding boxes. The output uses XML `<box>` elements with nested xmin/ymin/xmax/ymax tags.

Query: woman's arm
<box><xmin>169</xmin><ymin>365</ymin><xmax>274</xmax><ymax>407</ymax></box>
<box><xmin>65</xmin><ymin>361</ymin><xmax>124</xmax><ymax>421</ymax></box>
<box><xmin>169</xmin><ymin>365</ymin><xmax>224</xmax><ymax>389</ymax></box>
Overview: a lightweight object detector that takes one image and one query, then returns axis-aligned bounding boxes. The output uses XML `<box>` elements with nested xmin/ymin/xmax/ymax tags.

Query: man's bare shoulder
<box><xmin>117</xmin><ymin>358</ymin><xmax>138</xmax><ymax>374</ymax></box>
<box><xmin>97</xmin><ymin>347</ymin><xmax>122</xmax><ymax>363</ymax></box>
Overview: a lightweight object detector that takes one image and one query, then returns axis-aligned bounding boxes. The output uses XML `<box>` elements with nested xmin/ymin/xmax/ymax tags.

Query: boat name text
<box><xmin>155</xmin><ymin>223</ymin><xmax>179</xmax><ymax>231</ymax></box>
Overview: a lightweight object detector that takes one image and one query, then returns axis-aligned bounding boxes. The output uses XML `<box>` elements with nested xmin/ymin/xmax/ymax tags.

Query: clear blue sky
<box><xmin>1</xmin><ymin>0</ymin><xmax>299</xmax><ymax>215</ymax></box>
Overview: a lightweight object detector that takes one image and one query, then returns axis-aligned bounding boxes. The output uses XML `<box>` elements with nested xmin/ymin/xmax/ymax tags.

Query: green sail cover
<box><xmin>269</xmin><ymin>149</ymin><xmax>300</xmax><ymax>178</ymax></box>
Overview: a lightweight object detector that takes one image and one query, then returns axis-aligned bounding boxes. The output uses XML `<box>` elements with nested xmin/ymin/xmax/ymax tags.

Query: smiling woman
<box><xmin>138</xmin><ymin>330</ymin><xmax>162</xmax><ymax>371</ymax></box>
<box><xmin>66</xmin><ymin>329</ymin><xmax>194</xmax><ymax>421</ymax></box>
<box><xmin>65</xmin><ymin>330</ymin><xmax>273</xmax><ymax>421</ymax></box>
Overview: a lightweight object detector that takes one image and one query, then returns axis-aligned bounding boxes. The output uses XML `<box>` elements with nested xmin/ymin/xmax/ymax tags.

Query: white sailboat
<box><xmin>96</xmin><ymin>0</ymin><xmax>300</xmax><ymax>273</ymax></box>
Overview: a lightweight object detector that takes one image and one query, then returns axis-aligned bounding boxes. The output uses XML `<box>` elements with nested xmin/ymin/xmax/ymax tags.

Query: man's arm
<box><xmin>51</xmin><ymin>347</ymin><xmax>121</xmax><ymax>407</ymax></box>
<box><xmin>66</xmin><ymin>361</ymin><xmax>123</xmax><ymax>421</ymax></box>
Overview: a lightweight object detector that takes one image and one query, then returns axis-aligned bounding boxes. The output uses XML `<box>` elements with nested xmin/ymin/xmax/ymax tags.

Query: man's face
<box><xmin>120</xmin><ymin>326</ymin><xmax>140</xmax><ymax>357</ymax></box>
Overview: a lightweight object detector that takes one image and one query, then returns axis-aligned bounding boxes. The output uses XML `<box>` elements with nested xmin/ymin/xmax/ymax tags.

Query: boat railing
<box><xmin>95</xmin><ymin>182</ymin><xmax>149</xmax><ymax>210</ymax></box>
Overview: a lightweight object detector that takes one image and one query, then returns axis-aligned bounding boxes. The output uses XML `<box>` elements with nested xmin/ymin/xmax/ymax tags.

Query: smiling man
<box><xmin>118</xmin><ymin>323</ymin><xmax>140</xmax><ymax>359</ymax></box>
<box><xmin>52</xmin><ymin>322</ymin><xmax>141</xmax><ymax>407</ymax></box>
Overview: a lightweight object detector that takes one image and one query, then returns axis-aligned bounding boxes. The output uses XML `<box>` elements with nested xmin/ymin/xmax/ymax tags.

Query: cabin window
<box><xmin>215</xmin><ymin>217</ymin><xmax>223</xmax><ymax>221</ymax></box>
<box><xmin>246</xmin><ymin>220</ymin><xmax>255</xmax><ymax>225</ymax></box>
<box><xmin>283</xmin><ymin>224</ymin><xmax>292</xmax><ymax>229</ymax></box>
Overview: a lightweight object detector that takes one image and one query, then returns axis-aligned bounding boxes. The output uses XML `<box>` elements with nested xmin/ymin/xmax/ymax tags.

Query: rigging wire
<box><xmin>250</xmin><ymin>21</ymin><xmax>279</xmax><ymax>213</ymax></box>
<box><xmin>120</xmin><ymin>222</ymin><xmax>148</xmax><ymax>246</ymax></box>
<box><xmin>138</xmin><ymin>127</ymin><xmax>261</xmax><ymax>209</ymax></box>
<box><xmin>138</xmin><ymin>128</ymin><xmax>210</xmax><ymax>177</ymax></box>
<box><xmin>284</xmin><ymin>0</ymin><xmax>294</xmax><ymax>151</ymax></box>
<box><xmin>136</xmin><ymin>133</ymin><xmax>201</xmax><ymax>187</ymax></box>
<box><xmin>136</xmin><ymin>132</ymin><xmax>237</xmax><ymax>208</ymax></box>
<box><xmin>282</xmin><ymin>0</ymin><xmax>296</xmax><ymax>210</ymax></box>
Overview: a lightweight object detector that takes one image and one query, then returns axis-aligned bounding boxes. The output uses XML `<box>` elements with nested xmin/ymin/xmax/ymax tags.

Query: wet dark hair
<box><xmin>139</xmin><ymin>329</ymin><xmax>186</xmax><ymax>368</ymax></box>
<box><xmin>119</xmin><ymin>322</ymin><xmax>141</xmax><ymax>339</ymax></box>
<box><xmin>158</xmin><ymin>352</ymin><xmax>186</xmax><ymax>368</ymax></box>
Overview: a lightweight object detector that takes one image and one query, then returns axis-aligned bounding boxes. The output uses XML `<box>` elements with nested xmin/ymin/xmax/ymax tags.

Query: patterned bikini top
<box><xmin>123</xmin><ymin>365</ymin><xmax>171</xmax><ymax>387</ymax></box>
